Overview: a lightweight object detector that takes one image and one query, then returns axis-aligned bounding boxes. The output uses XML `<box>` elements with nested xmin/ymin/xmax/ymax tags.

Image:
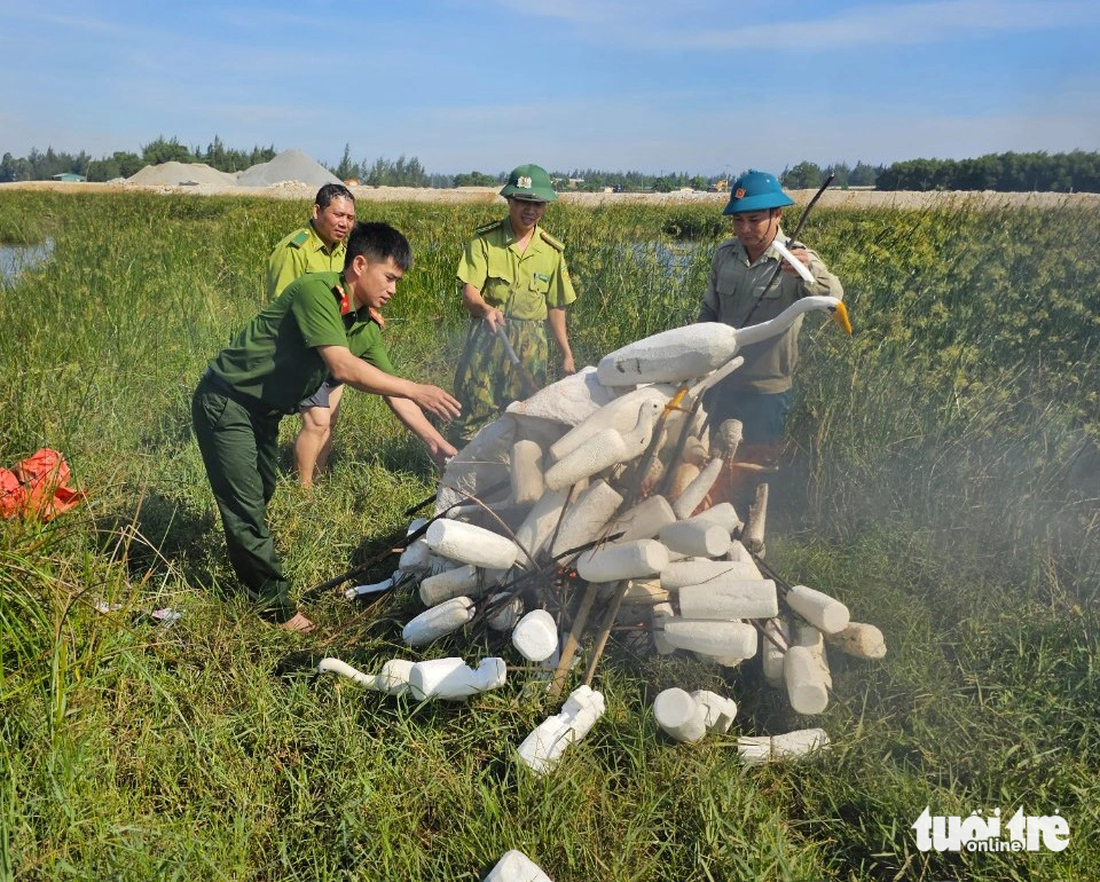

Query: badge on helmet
<box><xmin>500</xmin><ymin>164</ymin><xmax>558</xmax><ymax>203</ymax></box>
<box><xmin>722</xmin><ymin>170</ymin><xmax>794</xmax><ymax>215</ymax></box>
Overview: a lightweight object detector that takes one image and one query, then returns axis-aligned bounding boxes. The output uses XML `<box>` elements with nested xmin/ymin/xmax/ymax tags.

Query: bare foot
<box><xmin>278</xmin><ymin>611</ymin><xmax>315</xmax><ymax>634</ymax></box>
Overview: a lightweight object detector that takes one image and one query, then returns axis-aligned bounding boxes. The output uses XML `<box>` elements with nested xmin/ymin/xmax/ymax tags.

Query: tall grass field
<box><xmin>0</xmin><ymin>190</ymin><xmax>1097</xmax><ymax>881</ymax></box>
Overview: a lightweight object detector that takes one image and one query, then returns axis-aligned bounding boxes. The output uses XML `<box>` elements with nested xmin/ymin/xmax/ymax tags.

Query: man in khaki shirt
<box><xmin>452</xmin><ymin>164</ymin><xmax>577</xmax><ymax>441</ymax></box>
<box><xmin>266</xmin><ymin>183</ymin><xmax>357</xmax><ymax>485</ymax></box>
<box><xmin>699</xmin><ymin>170</ymin><xmax>843</xmax><ymax>463</ymax></box>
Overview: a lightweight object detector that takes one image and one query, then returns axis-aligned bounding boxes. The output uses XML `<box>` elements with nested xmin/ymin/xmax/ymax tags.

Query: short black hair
<box><xmin>315</xmin><ymin>183</ymin><xmax>355</xmax><ymax>209</ymax></box>
<box><xmin>344</xmin><ymin>222</ymin><xmax>413</xmax><ymax>272</ymax></box>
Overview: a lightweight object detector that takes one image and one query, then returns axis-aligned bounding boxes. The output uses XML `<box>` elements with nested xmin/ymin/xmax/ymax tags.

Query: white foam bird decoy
<box><xmin>596</xmin><ymin>296</ymin><xmax>852</xmax><ymax>386</ymax></box>
<box><xmin>543</xmin><ymin>399</ymin><xmax>664</xmax><ymax>491</ymax></box>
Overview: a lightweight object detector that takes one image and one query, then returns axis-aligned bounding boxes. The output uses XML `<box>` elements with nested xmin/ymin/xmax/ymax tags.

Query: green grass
<box><xmin>1</xmin><ymin>191</ymin><xmax>1097</xmax><ymax>880</ymax></box>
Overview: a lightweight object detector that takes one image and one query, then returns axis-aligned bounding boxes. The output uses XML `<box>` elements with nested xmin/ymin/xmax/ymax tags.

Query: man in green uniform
<box><xmin>194</xmin><ymin>222</ymin><xmax>460</xmax><ymax>632</ymax></box>
<box><xmin>699</xmin><ymin>169</ymin><xmax>844</xmax><ymax>464</ymax></box>
<box><xmin>266</xmin><ymin>183</ymin><xmax>357</xmax><ymax>486</ymax></box>
<box><xmin>452</xmin><ymin>163</ymin><xmax>577</xmax><ymax>442</ymax></box>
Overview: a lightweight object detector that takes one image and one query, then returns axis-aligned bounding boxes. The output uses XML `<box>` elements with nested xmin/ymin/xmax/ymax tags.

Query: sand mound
<box><xmin>236</xmin><ymin>149</ymin><xmax>341</xmax><ymax>188</ymax></box>
<box><xmin>127</xmin><ymin>162</ymin><xmax>239</xmax><ymax>187</ymax></box>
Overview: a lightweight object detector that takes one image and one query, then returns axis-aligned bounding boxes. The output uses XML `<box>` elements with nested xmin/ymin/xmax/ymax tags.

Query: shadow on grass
<box><xmin>92</xmin><ymin>489</ymin><xmax>227</xmax><ymax>597</ymax></box>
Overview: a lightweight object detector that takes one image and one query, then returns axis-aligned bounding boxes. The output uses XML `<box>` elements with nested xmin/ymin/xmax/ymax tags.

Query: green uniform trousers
<box><xmin>452</xmin><ymin>317</ymin><xmax>548</xmax><ymax>442</ymax></box>
<box><xmin>191</xmin><ymin>373</ymin><xmax>293</xmax><ymax>622</ymax></box>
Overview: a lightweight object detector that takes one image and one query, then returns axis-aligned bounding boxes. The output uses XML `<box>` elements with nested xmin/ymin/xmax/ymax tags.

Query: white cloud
<box><xmin>484</xmin><ymin>0</ymin><xmax>1100</xmax><ymax>50</ymax></box>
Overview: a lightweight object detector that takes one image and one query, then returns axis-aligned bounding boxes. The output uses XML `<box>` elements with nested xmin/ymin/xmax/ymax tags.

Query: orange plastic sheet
<box><xmin>0</xmin><ymin>448</ymin><xmax>85</xmax><ymax>521</ymax></box>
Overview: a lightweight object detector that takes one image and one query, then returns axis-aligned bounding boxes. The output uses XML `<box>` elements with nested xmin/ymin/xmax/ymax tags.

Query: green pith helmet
<box><xmin>722</xmin><ymin>169</ymin><xmax>794</xmax><ymax>215</ymax></box>
<box><xmin>500</xmin><ymin>164</ymin><xmax>557</xmax><ymax>203</ymax></box>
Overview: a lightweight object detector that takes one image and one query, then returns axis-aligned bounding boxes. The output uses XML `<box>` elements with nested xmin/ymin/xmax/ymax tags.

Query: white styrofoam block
<box><xmin>544</xmin><ymin>428</ymin><xmax>627</xmax><ymax>491</ymax></box>
<box><xmin>399</xmin><ymin>536</ymin><xmax>431</xmax><ymax>572</ymax></box>
<box><xmin>737</xmin><ymin>728</ymin><xmax>830</xmax><ymax>765</ymax></box>
<box><xmin>667</xmin><ymin>462</ymin><xmax>700</xmax><ymax>501</ymax></box>
<box><xmin>510</xmin><ymin>440</ymin><xmax>545</xmax><ymax>504</ymax></box>
<box><xmin>681</xmin><ymin>435</ymin><xmax>708</xmax><ymax>466</ymax></box>
<box><xmin>549</xmin><ymin>385</ymin><xmax>674</xmax><ymax>461</ymax></box>
<box><xmin>407</xmin><ymin>657</ymin><xmax>507</xmax><ymax>700</ymax></box>
<box><xmin>402</xmin><ymin>596</ymin><xmax>475</xmax><ymax>647</ymax></box>
<box><xmin>621</xmin><ymin>578</ymin><xmax>668</xmax><ymax>604</ymax></box>
<box><xmin>692</xmin><ymin>502</ymin><xmax>743</xmax><ymax>535</ymax></box>
<box><xmin>691</xmin><ymin>690</ymin><xmax>738</xmax><ymax>733</ymax></box>
<box><xmin>785</xmin><ymin>584</ymin><xmax>850</xmax><ymax>635</ymax></box>
<box><xmin>517</xmin><ymin>685</ymin><xmax>605</xmax><ymax>775</ymax></box>
<box><xmin>483</xmin><ymin>850</ymin><xmax>555</xmax><ymax>882</ymax></box>
<box><xmin>761</xmin><ymin>616</ymin><xmax>790</xmax><ymax>687</ymax></box>
<box><xmin>419</xmin><ymin>564</ymin><xmax>481</xmax><ymax>606</ymax></box>
<box><xmin>794</xmin><ymin>624</ymin><xmax>833</xmax><ymax>690</ymax></box>
<box><xmin>783</xmin><ymin>645</ymin><xmax>829</xmax><ymax>715</ymax></box>
<box><xmin>712</xmin><ymin>418</ymin><xmax>743</xmax><ymax>460</ymax></box>
<box><xmin>512</xmin><ymin>609</ymin><xmax>559</xmax><ymax>662</ymax></box>
<box><xmin>653</xmin><ymin>687</ymin><xmax>707</xmax><ymax>743</ymax></box>
<box><xmin>678</xmin><ymin>579</ymin><xmax>779</xmax><ymax>620</ymax></box>
<box><xmin>596</xmin><ymin>323</ymin><xmax>740</xmax><ymax>386</ymax></box>
<box><xmin>549</xmin><ymin>480</ymin><xmax>623</xmax><ymax>559</ymax></box>
<box><xmin>726</xmin><ymin>539</ymin><xmax>750</xmax><ymax>562</ymax></box>
<box><xmin>660</xmin><ymin>558</ymin><xmax>761</xmax><ymax>590</ymax></box>
<box><xmin>658</xmin><ymin>520</ymin><xmax>732</xmax><ymax>558</ymax></box>
<box><xmin>426</xmin><ymin>519</ymin><xmax>520</xmax><ymax>571</ymax></box>
<box><xmin>576</xmin><ymin>539</ymin><xmax>670</xmax><ymax>583</ymax></box>
<box><xmin>504</xmin><ymin>366</ymin><xmax>615</xmax><ymax>426</ymax></box>
<box><xmin>661</xmin><ymin>619</ymin><xmax>758</xmax><ymax>659</ymax></box>
<box><xmin>672</xmin><ymin>457</ymin><xmax>724</xmax><ymax>519</ymax></box>
<box><xmin>604</xmin><ymin>495</ymin><xmax>677</xmax><ymax>544</ymax></box>
<box><xmin>826</xmin><ymin>622</ymin><xmax>887</xmax><ymax>659</ymax></box>
<box><xmin>513</xmin><ymin>489</ymin><xmax>568</xmax><ymax>563</ymax></box>
<box><xmin>651</xmin><ymin>602</ymin><xmax>675</xmax><ymax>655</ymax></box>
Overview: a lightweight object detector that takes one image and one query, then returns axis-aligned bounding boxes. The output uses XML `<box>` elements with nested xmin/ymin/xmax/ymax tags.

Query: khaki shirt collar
<box><xmin>308</xmin><ymin>221</ymin><xmax>339</xmax><ymax>256</ymax></box>
<box><xmin>501</xmin><ymin>217</ymin><xmax>545</xmax><ymax>256</ymax></box>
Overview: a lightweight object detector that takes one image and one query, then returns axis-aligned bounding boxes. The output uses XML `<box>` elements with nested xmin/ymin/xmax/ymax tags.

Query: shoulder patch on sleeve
<box><xmin>538</xmin><ymin>229</ymin><xmax>565</xmax><ymax>251</ymax></box>
<box><xmin>289</xmin><ymin>230</ymin><xmax>310</xmax><ymax>248</ymax></box>
<box><xmin>473</xmin><ymin>219</ymin><xmax>503</xmax><ymax>236</ymax></box>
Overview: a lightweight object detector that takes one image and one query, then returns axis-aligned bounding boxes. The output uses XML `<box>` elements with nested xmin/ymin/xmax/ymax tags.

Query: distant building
<box><xmin>51</xmin><ymin>173</ymin><xmax>87</xmax><ymax>183</ymax></box>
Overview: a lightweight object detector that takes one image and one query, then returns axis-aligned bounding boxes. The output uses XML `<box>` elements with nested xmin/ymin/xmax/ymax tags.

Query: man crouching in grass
<box><xmin>192</xmin><ymin>222</ymin><xmax>460</xmax><ymax>633</ymax></box>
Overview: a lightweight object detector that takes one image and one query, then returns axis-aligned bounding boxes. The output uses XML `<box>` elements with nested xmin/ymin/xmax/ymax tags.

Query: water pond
<box><xmin>0</xmin><ymin>238</ymin><xmax>55</xmax><ymax>282</ymax></box>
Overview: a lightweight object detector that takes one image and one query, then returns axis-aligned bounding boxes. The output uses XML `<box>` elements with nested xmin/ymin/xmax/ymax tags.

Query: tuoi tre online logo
<box><xmin>912</xmin><ymin>806</ymin><xmax>1069</xmax><ymax>853</ymax></box>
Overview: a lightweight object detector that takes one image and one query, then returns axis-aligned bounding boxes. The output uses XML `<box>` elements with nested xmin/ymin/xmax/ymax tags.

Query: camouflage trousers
<box><xmin>452</xmin><ymin>317</ymin><xmax>548</xmax><ymax>442</ymax></box>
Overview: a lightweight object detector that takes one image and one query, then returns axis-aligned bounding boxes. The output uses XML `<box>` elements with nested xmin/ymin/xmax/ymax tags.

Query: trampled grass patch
<box><xmin>1</xmin><ymin>191</ymin><xmax>1097</xmax><ymax>880</ymax></box>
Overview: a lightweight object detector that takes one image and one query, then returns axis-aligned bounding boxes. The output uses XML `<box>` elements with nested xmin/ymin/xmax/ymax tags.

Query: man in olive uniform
<box><xmin>266</xmin><ymin>183</ymin><xmax>357</xmax><ymax>486</ymax></box>
<box><xmin>699</xmin><ymin>170</ymin><xmax>844</xmax><ymax>464</ymax></box>
<box><xmin>452</xmin><ymin>164</ymin><xmax>577</xmax><ymax>442</ymax></box>
<box><xmin>194</xmin><ymin>222</ymin><xmax>460</xmax><ymax>632</ymax></box>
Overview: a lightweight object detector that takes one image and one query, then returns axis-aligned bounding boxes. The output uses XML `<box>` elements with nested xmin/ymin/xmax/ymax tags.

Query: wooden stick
<box><xmin>547</xmin><ymin>579</ymin><xmax>599</xmax><ymax>702</ymax></box>
<box><xmin>582</xmin><ymin>580</ymin><xmax>627</xmax><ymax>686</ymax></box>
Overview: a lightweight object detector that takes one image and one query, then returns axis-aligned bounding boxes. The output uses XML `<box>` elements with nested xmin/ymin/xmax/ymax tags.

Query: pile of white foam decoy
<box><xmin>318</xmin><ymin>298</ymin><xmax>884</xmax><ymax>773</ymax></box>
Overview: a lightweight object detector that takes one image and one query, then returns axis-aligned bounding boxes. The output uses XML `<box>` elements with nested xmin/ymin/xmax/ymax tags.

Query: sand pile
<box><xmin>235</xmin><ymin>149</ymin><xmax>341</xmax><ymax>188</ymax></box>
<box><xmin>126</xmin><ymin>162</ymin><xmax>239</xmax><ymax>187</ymax></box>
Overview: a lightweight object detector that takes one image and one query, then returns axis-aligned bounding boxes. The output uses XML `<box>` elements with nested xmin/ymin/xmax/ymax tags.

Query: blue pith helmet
<box><xmin>722</xmin><ymin>170</ymin><xmax>794</xmax><ymax>215</ymax></box>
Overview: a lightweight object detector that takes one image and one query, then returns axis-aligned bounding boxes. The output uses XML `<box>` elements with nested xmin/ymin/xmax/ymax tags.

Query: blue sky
<box><xmin>2</xmin><ymin>0</ymin><xmax>1099</xmax><ymax>174</ymax></box>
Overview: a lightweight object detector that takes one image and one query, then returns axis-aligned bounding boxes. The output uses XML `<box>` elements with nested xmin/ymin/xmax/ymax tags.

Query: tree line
<box><xmin>781</xmin><ymin>152</ymin><xmax>1100</xmax><ymax>193</ymax></box>
<box><xmin>0</xmin><ymin>136</ymin><xmax>276</xmax><ymax>183</ymax></box>
<box><xmin>2</xmin><ymin>138</ymin><xmax>1098</xmax><ymax>193</ymax></box>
